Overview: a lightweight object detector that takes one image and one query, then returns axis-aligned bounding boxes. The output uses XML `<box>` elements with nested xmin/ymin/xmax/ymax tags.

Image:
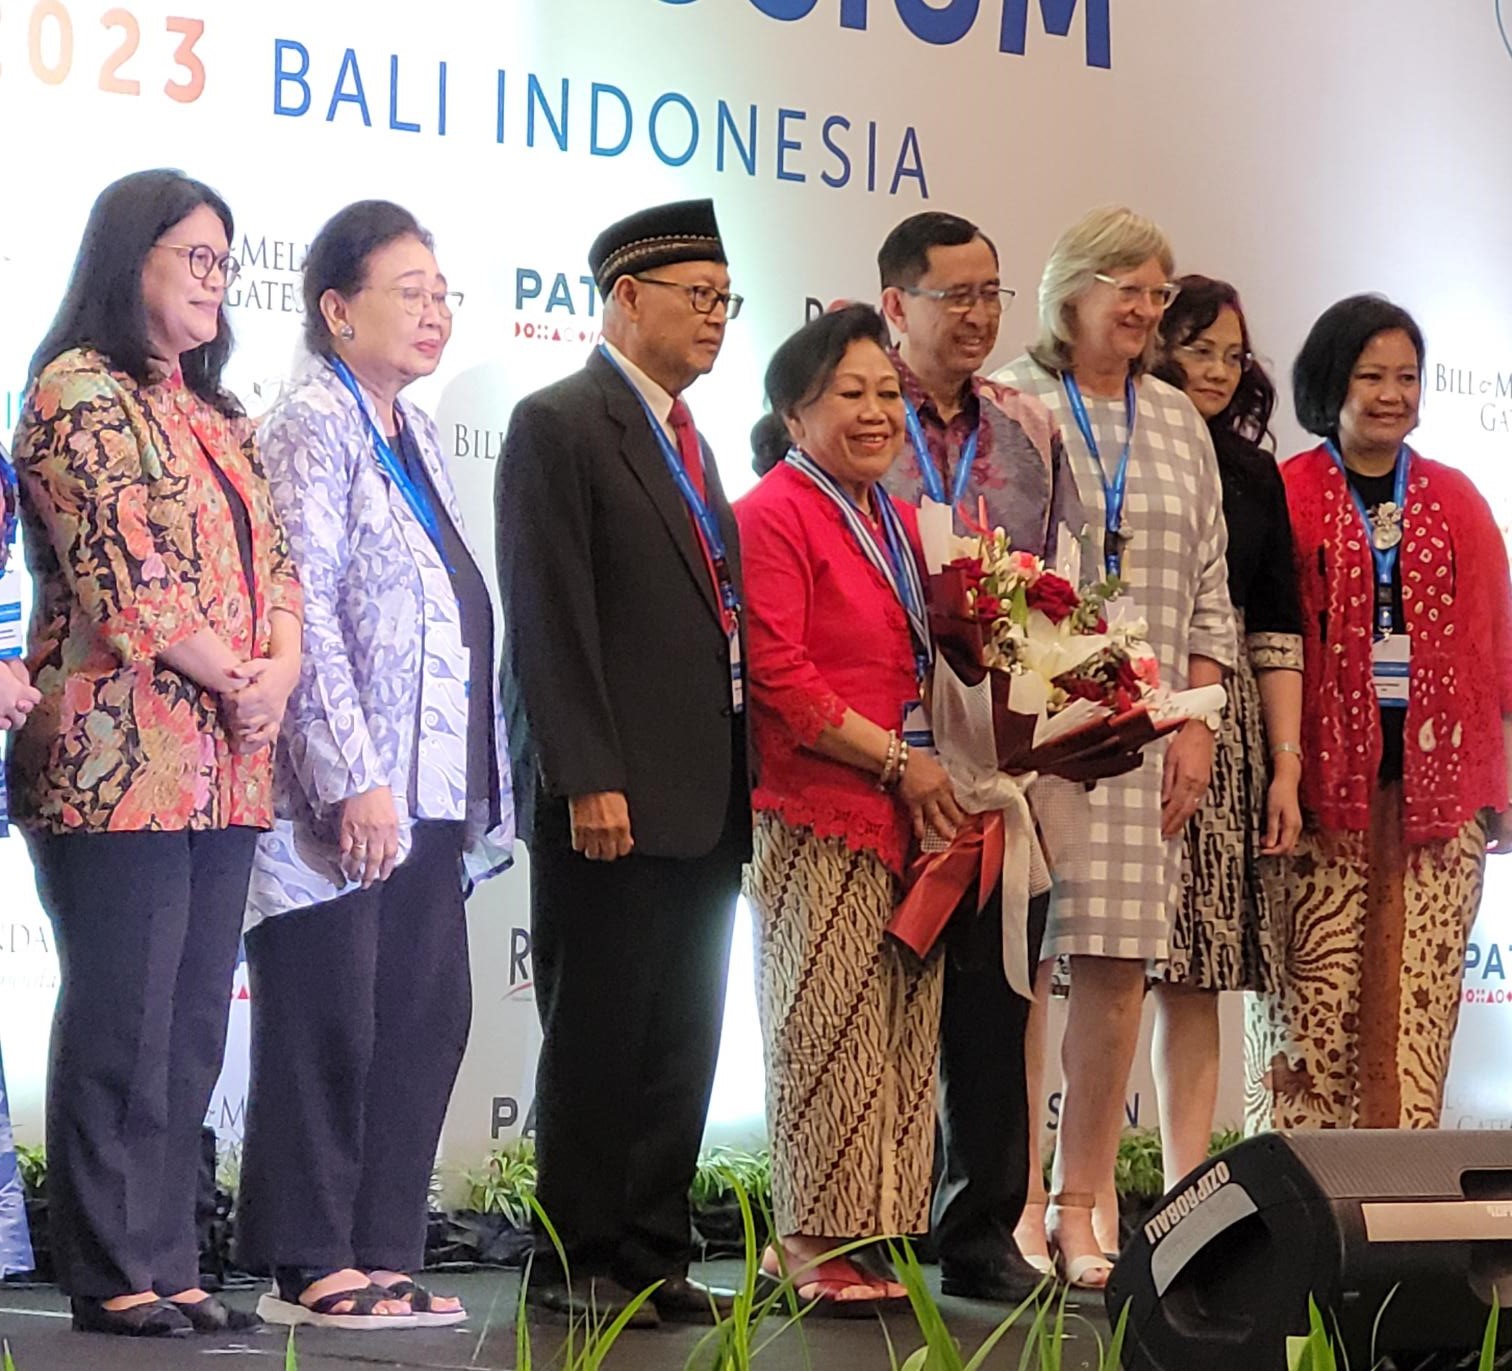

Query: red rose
<box><xmin>1057</xmin><ymin>674</ymin><xmax>1107</xmax><ymax>705</ymax></box>
<box><xmin>974</xmin><ymin>594</ymin><xmax>1003</xmax><ymax>621</ymax></box>
<box><xmin>1115</xmin><ymin>658</ymin><xmax>1139</xmax><ymax>692</ymax></box>
<box><xmin>947</xmin><ymin>556</ymin><xmax>986</xmax><ymax>589</ymax></box>
<box><xmin>1027</xmin><ymin>573</ymin><xmax>1081</xmax><ymax>624</ymax></box>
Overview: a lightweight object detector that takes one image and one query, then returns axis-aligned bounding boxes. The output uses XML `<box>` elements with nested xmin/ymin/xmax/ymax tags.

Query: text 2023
<box><xmin>1</xmin><ymin>3</ymin><xmax>204</xmax><ymax>102</ymax></box>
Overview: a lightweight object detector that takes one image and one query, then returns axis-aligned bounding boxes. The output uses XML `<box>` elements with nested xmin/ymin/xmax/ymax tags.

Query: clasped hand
<box><xmin>221</xmin><ymin>655</ymin><xmax>299</xmax><ymax>754</ymax></box>
<box><xmin>0</xmin><ymin>658</ymin><xmax>41</xmax><ymax>731</ymax></box>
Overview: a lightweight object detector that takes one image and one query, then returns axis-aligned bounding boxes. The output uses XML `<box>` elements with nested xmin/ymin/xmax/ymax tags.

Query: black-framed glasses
<box><xmin>1176</xmin><ymin>340</ymin><xmax>1253</xmax><ymax>373</ymax></box>
<box><xmin>387</xmin><ymin>286</ymin><xmax>464</xmax><ymax>317</ymax></box>
<box><xmin>634</xmin><ymin>276</ymin><xmax>743</xmax><ymax>319</ymax></box>
<box><xmin>1094</xmin><ymin>273</ymin><xmax>1180</xmax><ymax>311</ymax></box>
<box><xmin>156</xmin><ymin>242</ymin><xmax>241</xmax><ymax>287</ymax></box>
<box><xmin>901</xmin><ymin>283</ymin><xmax>1015</xmax><ymax>314</ymax></box>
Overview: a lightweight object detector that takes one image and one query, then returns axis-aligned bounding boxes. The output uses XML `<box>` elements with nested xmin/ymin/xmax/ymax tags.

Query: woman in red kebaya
<box><xmin>737</xmin><ymin>305</ymin><xmax>963</xmax><ymax>1314</ymax></box>
<box><xmin>1250</xmin><ymin>295</ymin><xmax>1512</xmax><ymax>1131</ymax></box>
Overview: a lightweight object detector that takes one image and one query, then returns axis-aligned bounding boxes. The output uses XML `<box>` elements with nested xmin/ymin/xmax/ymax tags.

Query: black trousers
<box><xmin>26</xmin><ymin>825</ymin><xmax>258</xmax><ymax>1298</ymax></box>
<box><xmin>528</xmin><ymin>785</ymin><xmax>745</xmax><ymax>1289</ymax></box>
<box><xmin>236</xmin><ymin>820</ymin><xmax>470</xmax><ymax>1274</ymax></box>
<box><xmin>932</xmin><ymin>889</ymin><xmax>1049</xmax><ymax>1271</ymax></box>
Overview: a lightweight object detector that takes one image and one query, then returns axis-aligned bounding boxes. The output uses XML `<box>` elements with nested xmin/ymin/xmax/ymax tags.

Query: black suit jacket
<box><xmin>497</xmin><ymin>349</ymin><xmax>751</xmax><ymax>860</ymax></box>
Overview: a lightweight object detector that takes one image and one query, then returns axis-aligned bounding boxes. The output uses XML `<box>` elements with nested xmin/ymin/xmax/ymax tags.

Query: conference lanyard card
<box><xmin>1371</xmin><ymin>634</ymin><xmax>1410</xmax><ymax>707</ymax></box>
<box><xmin>728</xmin><ymin>621</ymin><xmax>745</xmax><ymax>713</ymax></box>
<box><xmin>0</xmin><ymin>562</ymin><xmax>23</xmax><ymax>659</ymax></box>
<box><xmin>902</xmin><ymin>699</ymin><xmax>936</xmax><ymax>755</ymax></box>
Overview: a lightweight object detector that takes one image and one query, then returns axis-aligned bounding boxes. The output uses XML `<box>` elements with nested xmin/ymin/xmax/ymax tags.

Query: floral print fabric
<box><xmin>7</xmin><ymin>349</ymin><xmax>302</xmax><ymax>833</ymax></box>
<box><xmin>246</xmin><ymin>362</ymin><xmax>513</xmax><ymax>925</ymax></box>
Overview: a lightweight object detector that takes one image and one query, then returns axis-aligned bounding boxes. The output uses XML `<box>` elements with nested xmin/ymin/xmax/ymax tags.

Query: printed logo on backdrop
<box><xmin>663</xmin><ymin>0</ymin><xmax>1112</xmax><ymax>68</ymax></box>
<box><xmin>1499</xmin><ymin>0</ymin><xmax>1512</xmax><ymax>61</ymax></box>
<box><xmin>227</xmin><ymin>233</ymin><xmax>309</xmax><ymax>315</ymax></box>
<box><xmin>485</xmin><ymin>927</ymin><xmax>535</xmax><ymax>1141</ymax></box>
<box><xmin>1463</xmin><ymin>938</ymin><xmax>1512</xmax><ymax>1005</ymax></box>
<box><xmin>0</xmin><ymin>921</ymin><xmax>58</xmax><ymax>995</ymax></box>
<box><xmin>1433</xmin><ymin>361</ymin><xmax>1512</xmax><ymax>434</ymax></box>
<box><xmin>511</xmin><ymin>266</ymin><xmax>604</xmax><ymax>350</ymax></box>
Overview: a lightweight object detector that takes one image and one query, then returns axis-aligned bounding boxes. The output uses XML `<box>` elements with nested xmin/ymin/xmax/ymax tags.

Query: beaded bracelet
<box><xmin>877</xmin><ymin>730</ymin><xmax>900</xmax><ymax>791</ymax></box>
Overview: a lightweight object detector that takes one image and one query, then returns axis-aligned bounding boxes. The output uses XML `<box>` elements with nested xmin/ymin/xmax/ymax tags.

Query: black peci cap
<box><xmin>588</xmin><ymin>198</ymin><xmax>727</xmax><ymax>296</ymax></box>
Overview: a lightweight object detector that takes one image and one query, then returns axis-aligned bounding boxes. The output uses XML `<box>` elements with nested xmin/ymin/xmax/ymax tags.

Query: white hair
<box><xmin>1028</xmin><ymin>206</ymin><xmax>1176</xmax><ymax>374</ymax></box>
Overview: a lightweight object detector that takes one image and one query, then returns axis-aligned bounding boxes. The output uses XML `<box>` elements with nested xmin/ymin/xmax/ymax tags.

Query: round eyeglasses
<box><xmin>155</xmin><ymin>242</ymin><xmax>241</xmax><ymax>288</ymax></box>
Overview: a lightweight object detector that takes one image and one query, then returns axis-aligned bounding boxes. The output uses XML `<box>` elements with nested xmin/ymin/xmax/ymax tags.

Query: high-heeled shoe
<box><xmin>1014</xmin><ymin>1199</ymin><xmax>1056</xmax><ymax>1279</ymax></box>
<box><xmin>1046</xmin><ymin>1192</ymin><xmax>1115</xmax><ymax>1291</ymax></box>
<box><xmin>70</xmin><ymin>1296</ymin><xmax>194</xmax><ymax>1337</ymax></box>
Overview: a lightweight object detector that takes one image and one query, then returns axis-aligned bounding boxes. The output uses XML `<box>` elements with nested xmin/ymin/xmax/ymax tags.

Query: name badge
<box><xmin>902</xmin><ymin>699</ymin><xmax>935</xmax><ymax>755</ymax></box>
<box><xmin>0</xmin><ymin>561</ymin><xmax>23</xmax><ymax>660</ymax></box>
<box><xmin>1371</xmin><ymin>634</ymin><xmax>1409</xmax><ymax>707</ymax></box>
<box><xmin>728</xmin><ymin>620</ymin><xmax>745</xmax><ymax>713</ymax></box>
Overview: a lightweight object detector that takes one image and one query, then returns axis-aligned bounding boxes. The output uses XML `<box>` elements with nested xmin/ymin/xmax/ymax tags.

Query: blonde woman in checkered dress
<box><xmin>994</xmin><ymin>208</ymin><xmax>1235</xmax><ymax>1289</ymax></box>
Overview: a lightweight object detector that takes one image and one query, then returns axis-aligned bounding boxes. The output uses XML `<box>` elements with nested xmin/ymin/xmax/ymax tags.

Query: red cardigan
<box><xmin>735</xmin><ymin>462</ymin><xmax>922</xmax><ymax>875</ymax></box>
<box><xmin>1284</xmin><ymin>444</ymin><xmax>1512</xmax><ymax>843</ymax></box>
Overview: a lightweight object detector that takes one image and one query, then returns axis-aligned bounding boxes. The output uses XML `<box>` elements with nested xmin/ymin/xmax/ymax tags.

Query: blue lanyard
<box><xmin>597</xmin><ymin>346</ymin><xmax>741</xmax><ymax>622</ymax></box>
<box><xmin>328</xmin><ymin>358</ymin><xmax>453</xmax><ymax>573</ymax></box>
<box><xmin>1063</xmin><ymin>374</ymin><xmax>1137</xmax><ymax>578</ymax></box>
<box><xmin>1327</xmin><ymin>439</ymin><xmax>1410</xmax><ymax>637</ymax></box>
<box><xmin>902</xmin><ymin>395</ymin><xmax>980</xmax><ymax>512</ymax></box>
<box><xmin>784</xmin><ymin>448</ymin><xmax>931</xmax><ymax>683</ymax></box>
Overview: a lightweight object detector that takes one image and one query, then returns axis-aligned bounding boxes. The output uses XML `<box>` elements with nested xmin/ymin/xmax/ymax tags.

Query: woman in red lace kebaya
<box><xmin>736</xmin><ymin>306</ymin><xmax>965</xmax><ymax>1315</ymax></box>
<box><xmin>1248</xmin><ymin>295</ymin><xmax>1512</xmax><ymax>1131</ymax></box>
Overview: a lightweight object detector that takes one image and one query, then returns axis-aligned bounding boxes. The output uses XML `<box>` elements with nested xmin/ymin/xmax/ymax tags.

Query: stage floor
<box><xmin>0</xmin><ymin>1261</ymin><xmax>1114</xmax><ymax>1370</ymax></box>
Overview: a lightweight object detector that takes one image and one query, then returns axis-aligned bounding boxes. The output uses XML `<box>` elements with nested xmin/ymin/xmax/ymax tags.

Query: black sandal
<box><xmin>169</xmin><ymin>1293</ymin><xmax>264</xmax><ymax>1333</ymax></box>
<box><xmin>70</xmin><ymin>1296</ymin><xmax>193</xmax><ymax>1338</ymax></box>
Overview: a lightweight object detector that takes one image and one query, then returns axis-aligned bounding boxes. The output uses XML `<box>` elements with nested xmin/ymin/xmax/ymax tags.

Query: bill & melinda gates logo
<box><xmin>659</xmin><ymin>0</ymin><xmax>1112</xmax><ymax>68</ymax></box>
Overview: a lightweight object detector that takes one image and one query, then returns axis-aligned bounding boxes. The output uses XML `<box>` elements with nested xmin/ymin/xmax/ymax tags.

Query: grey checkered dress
<box><xmin>994</xmin><ymin>358</ymin><xmax>1237</xmax><ymax>962</ymax></box>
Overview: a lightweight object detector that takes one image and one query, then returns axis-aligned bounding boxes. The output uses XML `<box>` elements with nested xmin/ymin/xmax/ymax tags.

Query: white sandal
<box><xmin>1047</xmin><ymin>1192</ymin><xmax>1116</xmax><ymax>1292</ymax></box>
<box><xmin>257</xmin><ymin>1281</ymin><xmax>420</xmax><ymax>1331</ymax></box>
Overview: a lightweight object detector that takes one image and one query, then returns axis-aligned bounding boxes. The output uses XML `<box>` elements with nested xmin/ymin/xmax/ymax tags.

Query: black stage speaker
<box><xmin>1107</xmin><ymin>1130</ymin><xmax>1512</xmax><ymax>1369</ymax></box>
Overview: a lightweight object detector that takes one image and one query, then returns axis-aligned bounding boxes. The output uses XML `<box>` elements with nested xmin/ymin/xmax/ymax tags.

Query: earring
<box><xmin>338</xmin><ymin>325</ymin><xmax>355</xmax><ymax>340</ymax></box>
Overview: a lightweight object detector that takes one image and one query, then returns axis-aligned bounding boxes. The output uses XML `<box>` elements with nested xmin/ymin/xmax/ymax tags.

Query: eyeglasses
<box><xmin>1176</xmin><ymin>340</ymin><xmax>1253</xmax><ymax>372</ymax></box>
<box><xmin>901</xmin><ymin>283</ymin><xmax>1016</xmax><ymax>314</ymax></box>
<box><xmin>155</xmin><ymin>242</ymin><xmax>241</xmax><ymax>287</ymax></box>
<box><xmin>1095</xmin><ymin>273</ymin><xmax>1181</xmax><ymax>311</ymax></box>
<box><xmin>634</xmin><ymin>276</ymin><xmax>744</xmax><ymax>319</ymax></box>
<box><xmin>386</xmin><ymin>287</ymin><xmax>464</xmax><ymax>317</ymax></box>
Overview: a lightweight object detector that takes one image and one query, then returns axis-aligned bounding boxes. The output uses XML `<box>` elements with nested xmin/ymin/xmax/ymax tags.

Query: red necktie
<box><xmin>666</xmin><ymin>398</ymin><xmax>723</xmax><ymax>614</ymax></box>
<box><xmin>668</xmin><ymin>398</ymin><xmax>707</xmax><ymax>499</ymax></box>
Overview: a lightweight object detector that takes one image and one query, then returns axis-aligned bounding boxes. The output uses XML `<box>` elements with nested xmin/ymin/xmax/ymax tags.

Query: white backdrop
<box><xmin>3</xmin><ymin>0</ymin><xmax>1512</xmax><ymax>1193</ymax></box>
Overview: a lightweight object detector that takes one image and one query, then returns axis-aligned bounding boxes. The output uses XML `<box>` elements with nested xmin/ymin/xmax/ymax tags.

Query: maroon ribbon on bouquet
<box><xmin>886</xmin><ymin>811</ymin><xmax>1005</xmax><ymax>960</ymax></box>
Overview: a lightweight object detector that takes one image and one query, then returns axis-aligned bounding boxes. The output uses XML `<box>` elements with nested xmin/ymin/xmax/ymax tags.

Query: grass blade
<box><xmin>285</xmin><ymin>1323</ymin><xmax>298</xmax><ymax>1370</ymax></box>
<box><xmin>3</xmin><ymin>1338</ymin><xmax>16</xmax><ymax>1371</ymax></box>
<box><xmin>1479</xmin><ymin>1293</ymin><xmax>1501</xmax><ymax>1371</ymax></box>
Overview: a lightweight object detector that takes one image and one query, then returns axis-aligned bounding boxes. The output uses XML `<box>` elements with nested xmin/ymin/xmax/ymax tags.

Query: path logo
<box><xmin>513</xmin><ymin>266</ymin><xmax>603</xmax><ymax>348</ymax></box>
<box><xmin>664</xmin><ymin>0</ymin><xmax>1112</xmax><ymax>69</ymax></box>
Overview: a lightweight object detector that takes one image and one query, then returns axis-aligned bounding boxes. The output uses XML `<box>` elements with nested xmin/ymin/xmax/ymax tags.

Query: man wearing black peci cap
<box><xmin>496</xmin><ymin>199</ymin><xmax>750</xmax><ymax>1327</ymax></box>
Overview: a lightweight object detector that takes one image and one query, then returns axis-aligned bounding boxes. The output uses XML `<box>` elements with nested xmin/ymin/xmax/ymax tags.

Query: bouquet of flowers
<box><xmin>929</xmin><ymin>527</ymin><xmax>1196</xmax><ymax>781</ymax></box>
<box><xmin>886</xmin><ymin>502</ymin><xmax>1226</xmax><ymax>987</ymax></box>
